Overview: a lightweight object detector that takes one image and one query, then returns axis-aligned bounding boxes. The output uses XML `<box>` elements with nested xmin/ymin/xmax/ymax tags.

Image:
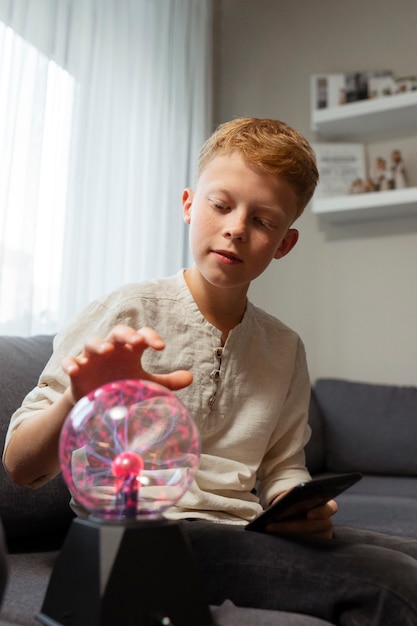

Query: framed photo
<box><xmin>311</xmin><ymin>74</ymin><xmax>346</xmax><ymax>110</ymax></box>
<box><xmin>313</xmin><ymin>143</ymin><xmax>367</xmax><ymax>198</ymax></box>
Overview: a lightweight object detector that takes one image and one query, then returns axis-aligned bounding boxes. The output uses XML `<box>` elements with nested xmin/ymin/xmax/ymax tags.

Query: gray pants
<box><xmin>185</xmin><ymin>521</ymin><xmax>417</xmax><ymax>626</ymax></box>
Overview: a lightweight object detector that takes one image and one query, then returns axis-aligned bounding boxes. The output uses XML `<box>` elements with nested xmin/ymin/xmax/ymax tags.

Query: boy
<box><xmin>4</xmin><ymin>118</ymin><xmax>417</xmax><ymax>624</ymax></box>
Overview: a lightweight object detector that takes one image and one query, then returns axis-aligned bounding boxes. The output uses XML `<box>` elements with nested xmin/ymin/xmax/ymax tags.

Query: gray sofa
<box><xmin>0</xmin><ymin>335</ymin><xmax>416</xmax><ymax>625</ymax></box>
<box><xmin>305</xmin><ymin>379</ymin><xmax>417</xmax><ymax>538</ymax></box>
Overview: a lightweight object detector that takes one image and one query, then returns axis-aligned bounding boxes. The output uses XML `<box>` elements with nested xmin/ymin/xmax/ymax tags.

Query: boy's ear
<box><xmin>182</xmin><ymin>188</ymin><xmax>194</xmax><ymax>224</ymax></box>
<box><xmin>274</xmin><ymin>228</ymin><xmax>299</xmax><ymax>259</ymax></box>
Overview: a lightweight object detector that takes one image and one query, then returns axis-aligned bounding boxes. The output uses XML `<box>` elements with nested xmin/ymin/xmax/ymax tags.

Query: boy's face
<box><xmin>183</xmin><ymin>152</ymin><xmax>299</xmax><ymax>292</ymax></box>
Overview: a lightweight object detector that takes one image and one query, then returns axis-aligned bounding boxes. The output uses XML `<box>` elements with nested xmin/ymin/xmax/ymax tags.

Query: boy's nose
<box><xmin>223</xmin><ymin>215</ymin><xmax>247</xmax><ymax>241</ymax></box>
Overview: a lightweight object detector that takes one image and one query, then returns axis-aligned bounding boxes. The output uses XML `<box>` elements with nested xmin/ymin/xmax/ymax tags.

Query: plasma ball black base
<box><xmin>37</xmin><ymin>516</ymin><xmax>214</xmax><ymax>626</ymax></box>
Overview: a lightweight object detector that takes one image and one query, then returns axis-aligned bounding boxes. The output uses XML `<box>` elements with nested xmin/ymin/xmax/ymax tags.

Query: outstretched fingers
<box><xmin>61</xmin><ymin>325</ymin><xmax>193</xmax><ymax>400</ymax></box>
<box><xmin>82</xmin><ymin>326</ymin><xmax>165</xmax><ymax>355</ymax></box>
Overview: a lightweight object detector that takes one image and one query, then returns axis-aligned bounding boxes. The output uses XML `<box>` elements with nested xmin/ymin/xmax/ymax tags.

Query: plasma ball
<box><xmin>59</xmin><ymin>379</ymin><xmax>201</xmax><ymax>518</ymax></box>
<box><xmin>111</xmin><ymin>451</ymin><xmax>144</xmax><ymax>479</ymax></box>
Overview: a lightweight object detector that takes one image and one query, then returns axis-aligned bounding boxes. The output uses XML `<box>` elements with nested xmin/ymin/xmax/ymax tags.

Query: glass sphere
<box><xmin>59</xmin><ymin>379</ymin><xmax>200</xmax><ymax>521</ymax></box>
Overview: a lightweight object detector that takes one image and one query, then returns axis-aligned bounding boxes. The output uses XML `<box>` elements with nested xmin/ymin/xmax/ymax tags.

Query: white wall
<box><xmin>214</xmin><ymin>0</ymin><xmax>417</xmax><ymax>385</ymax></box>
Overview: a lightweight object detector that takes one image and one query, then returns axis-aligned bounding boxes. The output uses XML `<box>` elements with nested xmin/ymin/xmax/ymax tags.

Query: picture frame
<box><xmin>313</xmin><ymin>143</ymin><xmax>367</xmax><ymax>198</ymax></box>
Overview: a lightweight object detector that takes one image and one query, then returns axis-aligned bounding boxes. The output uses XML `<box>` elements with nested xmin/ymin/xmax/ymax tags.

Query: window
<box><xmin>0</xmin><ymin>1</ymin><xmax>211</xmax><ymax>337</ymax></box>
<box><xmin>0</xmin><ymin>21</ymin><xmax>75</xmax><ymax>334</ymax></box>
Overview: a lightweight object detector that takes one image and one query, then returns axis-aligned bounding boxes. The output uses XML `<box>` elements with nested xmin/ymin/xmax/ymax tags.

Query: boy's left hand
<box><xmin>264</xmin><ymin>499</ymin><xmax>338</xmax><ymax>540</ymax></box>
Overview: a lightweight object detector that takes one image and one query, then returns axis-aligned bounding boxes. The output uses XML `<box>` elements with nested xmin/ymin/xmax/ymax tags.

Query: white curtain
<box><xmin>0</xmin><ymin>0</ymin><xmax>212</xmax><ymax>336</ymax></box>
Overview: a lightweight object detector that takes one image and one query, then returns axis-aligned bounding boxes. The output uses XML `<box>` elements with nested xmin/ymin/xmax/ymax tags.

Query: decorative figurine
<box><xmin>369</xmin><ymin>157</ymin><xmax>394</xmax><ymax>191</ymax></box>
<box><xmin>389</xmin><ymin>149</ymin><xmax>408</xmax><ymax>189</ymax></box>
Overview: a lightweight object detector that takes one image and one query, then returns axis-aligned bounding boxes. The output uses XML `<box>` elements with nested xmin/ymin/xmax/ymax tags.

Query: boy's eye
<box><xmin>209</xmin><ymin>199</ymin><xmax>228</xmax><ymax>211</ymax></box>
<box><xmin>254</xmin><ymin>216</ymin><xmax>273</xmax><ymax>230</ymax></box>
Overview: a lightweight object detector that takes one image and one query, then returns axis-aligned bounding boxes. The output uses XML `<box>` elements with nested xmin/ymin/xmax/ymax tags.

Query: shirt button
<box><xmin>208</xmin><ymin>394</ymin><xmax>216</xmax><ymax>408</ymax></box>
<box><xmin>214</xmin><ymin>347</ymin><xmax>223</xmax><ymax>358</ymax></box>
<box><xmin>210</xmin><ymin>369</ymin><xmax>221</xmax><ymax>381</ymax></box>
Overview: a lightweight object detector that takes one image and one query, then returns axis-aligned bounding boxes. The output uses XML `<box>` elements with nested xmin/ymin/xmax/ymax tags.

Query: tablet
<box><xmin>245</xmin><ymin>472</ymin><xmax>362</xmax><ymax>532</ymax></box>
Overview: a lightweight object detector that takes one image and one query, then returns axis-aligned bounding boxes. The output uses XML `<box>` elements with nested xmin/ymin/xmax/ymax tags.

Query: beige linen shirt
<box><xmin>5</xmin><ymin>271</ymin><xmax>312</xmax><ymax>524</ymax></box>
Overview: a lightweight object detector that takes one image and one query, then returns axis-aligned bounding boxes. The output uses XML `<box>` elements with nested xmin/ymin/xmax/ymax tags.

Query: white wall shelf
<box><xmin>312</xmin><ymin>187</ymin><xmax>417</xmax><ymax>223</ymax></box>
<box><xmin>311</xmin><ymin>91</ymin><xmax>417</xmax><ymax>139</ymax></box>
<box><xmin>311</xmin><ymin>88</ymin><xmax>417</xmax><ymax>221</ymax></box>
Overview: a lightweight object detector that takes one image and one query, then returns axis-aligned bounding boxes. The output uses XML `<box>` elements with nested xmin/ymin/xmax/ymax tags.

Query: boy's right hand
<box><xmin>62</xmin><ymin>325</ymin><xmax>193</xmax><ymax>404</ymax></box>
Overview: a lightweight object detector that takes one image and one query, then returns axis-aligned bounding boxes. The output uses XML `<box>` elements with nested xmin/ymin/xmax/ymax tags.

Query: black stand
<box><xmin>37</xmin><ymin>517</ymin><xmax>214</xmax><ymax>626</ymax></box>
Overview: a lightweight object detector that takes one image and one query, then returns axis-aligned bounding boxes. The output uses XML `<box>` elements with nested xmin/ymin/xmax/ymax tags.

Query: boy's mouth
<box><xmin>211</xmin><ymin>249</ymin><xmax>243</xmax><ymax>264</ymax></box>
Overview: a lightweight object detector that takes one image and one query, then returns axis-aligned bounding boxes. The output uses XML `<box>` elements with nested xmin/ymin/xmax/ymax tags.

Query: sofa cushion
<box><xmin>334</xmin><ymin>493</ymin><xmax>417</xmax><ymax>538</ymax></box>
<box><xmin>314</xmin><ymin>379</ymin><xmax>417</xmax><ymax>476</ymax></box>
<box><xmin>0</xmin><ymin>551</ymin><xmax>58</xmax><ymax>625</ymax></box>
<box><xmin>0</xmin><ymin>336</ymin><xmax>74</xmax><ymax>550</ymax></box>
<box><xmin>344</xmin><ymin>473</ymin><xmax>417</xmax><ymax>498</ymax></box>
